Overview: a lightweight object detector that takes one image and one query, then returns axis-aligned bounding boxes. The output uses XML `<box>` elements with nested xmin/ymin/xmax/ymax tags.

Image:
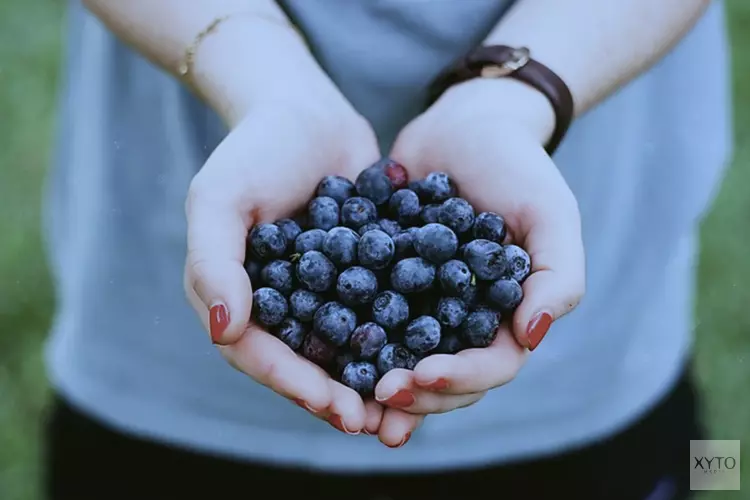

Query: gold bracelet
<box><xmin>178</xmin><ymin>13</ymin><xmax>306</xmax><ymax>80</ymax></box>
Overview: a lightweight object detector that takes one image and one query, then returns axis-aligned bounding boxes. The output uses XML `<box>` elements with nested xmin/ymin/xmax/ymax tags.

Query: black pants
<box><xmin>44</xmin><ymin>368</ymin><xmax>703</xmax><ymax>500</ymax></box>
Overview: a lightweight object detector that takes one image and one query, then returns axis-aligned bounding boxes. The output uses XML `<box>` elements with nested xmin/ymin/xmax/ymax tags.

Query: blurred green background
<box><xmin>1</xmin><ymin>1</ymin><xmax>749</xmax><ymax>499</ymax></box>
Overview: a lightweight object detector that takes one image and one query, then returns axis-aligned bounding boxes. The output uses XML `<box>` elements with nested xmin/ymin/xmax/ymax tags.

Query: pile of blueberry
<box><xmin>245</xmin><ymin>159</ymin><xmax>531</xmax><ymax>398</ymax></box>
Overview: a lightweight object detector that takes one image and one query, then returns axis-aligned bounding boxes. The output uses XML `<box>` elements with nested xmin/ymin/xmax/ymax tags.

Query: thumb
<box><xmin>511</xmin><ymin>201</ymin><xmax>586</xmax><ymax>351</ymax></box>
<box><xmin>185</xmin><ymin>179</ymin><xmax>254</xmax><ymax>346</ymax></box>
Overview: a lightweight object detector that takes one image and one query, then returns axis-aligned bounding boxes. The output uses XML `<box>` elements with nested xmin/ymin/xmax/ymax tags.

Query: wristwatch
<box><xmin>427</xmin><ymin>45</ymin><xmax>574</xmax><ymax>156</ymax></box>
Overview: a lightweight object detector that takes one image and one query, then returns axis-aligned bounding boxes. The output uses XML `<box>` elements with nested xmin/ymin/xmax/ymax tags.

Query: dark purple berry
<box><xmin>436</xmin><ymin>297</ymin><xmax>469</xmax><ymax>329</ymax></box>
<box><xmin>393</xmin><ymin>228</ymin><xmax>418</xmax><ymax>259</ymax></box>
<box><xmin>438</xmin><ymin>198</ymin><xmax>475</xmax><ymax>234</ymax></box>
<box><xmin>308</xmin><ymin>196</ymin><xmax>340</xmax><ymax>230</ymax></box>
<box><xmin>294</xmin><ymin>229</ymin><xmax>327</xmax><ymax>254</ymax></box>
<box><xmin>371</xmin><ymin>291</ymin><xmax>410</xmax><ymax>331</ymax></box>
<box><xmin>435</xmin><ymin>333</ymin><xmax>465</xmax><ymax>354</ymax></box>
<box><xmin>350</xmin><ymin>322</ymin><xmax>388</xmax><ymax>360</ymax></box>
<box><xmin>487</xmin><ymin>277</ymin><xmax>524</xmax><ymax>312</ymax></box>
<box><xmin>274</xmin><ymin>317</ymin><xmax>306</xmax><ymax>350</ymax></box>
<box><xmin>335</xmin><ymin>351</ymin><xmax>356</xmax><ymax>376</ymax></box>
<box><xmin>358</xmin><ymin>222</ymin><xmax>381</xmax><ymax>236</ymax></box>
<box><xmin>420</xmin><ymin>204</ymin><xmax>442</xmax><ymax>224</ymax></box>
<box><xmin>252</xmin><ymin>287</ymin><xmax>288</xmax><ymax>327</ymax></box>
<box><xmin>341</xmin><ymin>361</ymin><xmax>379</xmax><ymax>397</ymax></box>
<box><xmin>377</xmin><ymin>343</ymin><xmax>418</xmax><ymax>375</ymax></box>
<box><xmin>302</xmin><ymin>333</ymin><xmax>336</xmax><ymax>368</ymax></box>
<box><xmin>463</xmin><ymin>239</ymin><xmax>508</xmax><ymax>281</ymax></box>
<box><xmin>336</xmin><ymin>266</ymin><xmax>379</xmax><ymax>307</ymax></box>
<box><xmin>389</xmin><ymin>189</ymin><xmax>421</xmax><ymax>225</ymax></box>
<box><xmin>504</xmin><ymin>244</ymin><xmax>531</xmax><ymax>282</ymax></box>
<box><xmin>377</xmin><ymin>219</ymin><xmax>402</xmax><ymax>237</ymax></box>
<box><xmin>390</xmin><ymin>257</ymin><xmax>436</xmax><ymax>294</ymax></box>
<box><xmin>341</xmin><ymin>196</ymin><xmax>378</xmax><ymax>229</ymax></box>
<box><xmin>355</xmin><ymin>161</ymin><xmax>393</xmax><ymax>206</ymax></box>
<box><xmin>244</xmin><ymin>259</ymin><xmax>261</xmax><ymax>285</ymax></box>
<box><xmin>296</xmin><ymin>250</ymin><xmax>337</xmax><ymax>292</ymax></box>
<box><xmin>459</xmin><ymin>283</ymin><xmax>481</xmax><ymax>309</ymax></box>
<box><xmin>249</xmin><ymin>223</ymin><xmax>287</xmax><ymax>261</ymax></box>
<box><xmin>414</xmin><ymin>223</ymin><xmax>458</xmax><ymax>264</ymax></box>
<box><xmin>404</xmin><ymin>316</ymin><xmax>441</xmax><ymax>354</ymax></box>
<box><xmin>423</xmin><ymin>172</ymin><xmax>457</xmax><ymax>203</ymax></box>
<box><xmin>358</xmin><ymin>229</ymin><xmax>395</xmax><ymax>270</ymax></box>
<box><xmin>460</xmin><ymin>309</ymin><xmax>500</xmax><ymax>348</ymax></box>
<box><xmin>260</xmin><ymin>260</ymin><xmax>295</xmax><ymax>296</ymax></box>
<box><xmin>473</xmin><ymin>212</ymin><xmax>507</xmax><ymax>244</ymax></box>
<box><xmin>316</xmin><ymin>175</ymin><xmax>356</xmax><ymax>205</ymax></box>
<box><xmin>313</xmin><ymin>302</ymin><xmax>357</xmax><ymax>347</ymax></box>
<box><xmin>275</xmin><ymin>218</ymin><xmax>302</xmax><ymax>245</ymax></box>
<box><xmin>322</xmin><ymin>226</ymin><xmax>359</xmax><ymax>268</ymax></box>
<box><xmin>437</xmin><ymin>259</ymin><xmax>472</xmax><ymax>296</ymax></box>
<box><xmin>289</xmin><ymin>289</ymin><xmax>324</xmax><ymax>322</ymax></box>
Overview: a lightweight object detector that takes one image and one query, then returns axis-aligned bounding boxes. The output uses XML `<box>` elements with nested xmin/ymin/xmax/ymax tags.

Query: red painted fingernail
<box><xmin>387</xmin><ymin>432</ymin><xmax>412</xmax><ymax>449</ymax></box>
<box><xmin>381</xmin><ymin>390</ymin><xmax>415</xmax><ymax>408</ymax></box>
<box><xmin>209</xmin><ymin>304</ymin><xmax>230</xmax><ymax>344</ymax></box>
<box><xmin>328</xmin><ymin>414</ymin><xmax>360</xmax><ymax>435</ymax></box>
<box><xmin>421</xmin><ymin>378</ymin><xmax>449</xmax><ymax>391</ymax></box>
<box><xmin>527</xmin><ymin>312</ymin><xmax>553</xmax><ymax>351</ymax></box>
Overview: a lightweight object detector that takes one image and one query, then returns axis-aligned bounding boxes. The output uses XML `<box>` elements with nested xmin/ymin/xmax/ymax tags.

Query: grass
<box><xmin>0</xmin><ymin>1</ymin><xmax>749</xmax><ymax>499</ymax></box>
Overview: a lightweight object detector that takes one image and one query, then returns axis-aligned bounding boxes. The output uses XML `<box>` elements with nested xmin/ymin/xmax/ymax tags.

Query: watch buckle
<box><xmin>480</xmin><ymin>46</ymin><xmax>531</xmax><ymax>78</ymax></box>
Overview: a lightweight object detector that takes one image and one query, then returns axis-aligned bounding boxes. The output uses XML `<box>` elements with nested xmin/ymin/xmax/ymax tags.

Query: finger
<box><xmin>512</xmin><ymin>194</ymin><xmax>586</xmax><ymax>351</ymax></box>
<box><xmin>324</xmin><ymin>379</ymin><xmax>368</xmax><ymax>435</ymax></box>
<box><xmin>412</xmin><ymin>326</ymin><xmax>527</xmax><ymax>394</ymax></box>
<box><xmin>378</xmin><ymin>408</ymin><xmax>424</xmax><ymax>448</ymax></box>
<box><xmin>363</xmin><ymin>399</ymin><xmax>384</xmax><ymax>435</ymax></box>
<box><xmin>374</xmin><ymin>368</ymin><xmax>415</xmax><ymax>408</ymax></box>
<box><xmin>375</xmin><ymin>368</ymin><xmax>485</xmax><ymax>414</ymax></box>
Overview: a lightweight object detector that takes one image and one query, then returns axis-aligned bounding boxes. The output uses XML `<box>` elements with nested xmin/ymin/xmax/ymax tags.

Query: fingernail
<box><xmin>378</xmin><ymin>389</ymin><xmax>415</xmax><ymax>408</ymax></box>
<box><xmin>527</xmin><ymin>312</ymin><xmax>553</xmax><ymax>351</ymax></box>
<box><xmin>387</xmin><ymin>432</ymin><xmax>412</xmax><ymax>449</ymax></box>
<box><xmin>420</xmin><ymin>378</ymin><xmax>449</xmax><ymax>391</ymax></box>
<box><xmin>293</xmin><ymin>398</ymin><xmax>319</xmax><ymax>415</ymax></box>
<box><xmin>328</xmin><ymin>414</ymin><xmax>360</xmax><ymax>435</ymax></box>
<box><xmin>209</xmin><ymin>304</ymin><xmax>230</xmax><ymax>344</ymax></box>
<box><xmin>363</xmin><ymin>429</ymin><xmax>373</xmax><ymax>436</ymax></box>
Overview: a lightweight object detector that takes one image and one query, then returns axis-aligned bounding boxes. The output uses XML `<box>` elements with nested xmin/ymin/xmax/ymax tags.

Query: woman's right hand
<box><xmin>183</xmin><ymin>89</ymin><xmax>382</xmax><ymax>436</ymax></box>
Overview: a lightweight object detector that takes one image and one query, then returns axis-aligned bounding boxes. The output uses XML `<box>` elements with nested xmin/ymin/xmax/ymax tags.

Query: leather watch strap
<box><xmin>427</xmin><ymin>45</ymin><xmax>574</xmax><ymax>156</ymax></box>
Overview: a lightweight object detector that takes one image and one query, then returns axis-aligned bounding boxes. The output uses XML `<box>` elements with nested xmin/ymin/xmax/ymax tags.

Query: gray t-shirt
<box><xmin>45</xmin><ymin>0</ymin><xmax>732</xmax><ymax>471</ymax></box>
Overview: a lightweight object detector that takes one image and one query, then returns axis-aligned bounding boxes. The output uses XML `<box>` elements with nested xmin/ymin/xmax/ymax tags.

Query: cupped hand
<box><xmin>374</xmin><ymin>78</ymin><xmax>586</xmax><ymax>437</ymax></box>
<box><xmin>184</xmin><ymin>93</ymin><xmax>384</xmax><ymax>436</ymax></box>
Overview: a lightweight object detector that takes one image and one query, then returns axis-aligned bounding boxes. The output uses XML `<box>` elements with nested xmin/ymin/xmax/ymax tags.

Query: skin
<box><xmin>84</xmin><ymin>0</ymin><xmax>710</xmax><ymax>448</ymax></box>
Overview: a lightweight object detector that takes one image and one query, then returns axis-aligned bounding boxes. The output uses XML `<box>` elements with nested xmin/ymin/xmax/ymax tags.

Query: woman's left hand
<box><xmin>372</xmin><ymin>78</ymin><xmax>586</xmax><ymax>447</ymax></box>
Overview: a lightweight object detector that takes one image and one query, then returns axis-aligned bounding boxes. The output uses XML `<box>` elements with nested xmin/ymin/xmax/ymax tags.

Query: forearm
<box><xmin>487</xmin><ymin>0</ymin><xmax>710</xmax><ymax>116</ymax></box>
<box><xmin>83</xmin><ymin>0</ymin><xmax>337</xmax><ymax>127</ymax></box>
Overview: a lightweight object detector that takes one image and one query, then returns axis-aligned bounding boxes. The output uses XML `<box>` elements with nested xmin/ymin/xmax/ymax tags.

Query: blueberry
<box><xmin>436</xmin><ymin>297</ymin><xmax>468</xmax><ymax>329</ymax></box>
<box><xmin>341</xmin><ymin>196</ymin><xmax>378</xmax><ymax>229</ymax></box>
<box><xmin>294</xmin><ymin>229</ymin><xmax>327</xmax><ymax>254</ymax></box>
<box><xmin>296</xmin><ymin>250</ymin><xmax>337</xmax><ymax>292</ymax></box>
<box><xmin>358</xmin><ymin>229</ymin><xmax>395</xmax><ymax>270</ymax></box>
<box><xmin>323</xmin><ymin>226</ymin><xmax>359</xmax><ymax>268</ymax></box>
<box><xmin>472</xmin><ymin>212</ymin><xmax>507</xmax><ymax>244</ymax></box>
<box><xmin>409</xmin><ymin>179</ymin><xmax>430</xmax><ymax>203</ymax></box>
<box><xmin>355</xmin><ymin>161</ymin><xmax>393</xmax><ymax>205</ymax></box>
<box><xmin>420</xmin><ymin>204</ymin><xmax>442</xmax><ymax>224</ymax></box>
<box><xmin>504</xmin><ymin>244</ymin><xmax>531</xmax><ymax>282</ymax></box>
<box><xmin>437</xmin><ymin>259</ymin><xmax>472</xmax><ymax>296</ymax></box>
<box><xmin>460</xmin><ymin>309</ymin><xmax>500</xmax><ymax>348</ymax></box>
<box><xmin>414</xmin><ymin>223</ymin><xmax>458</xmax><ymax>264</ymax></box>
<box><xmin>423</xmin><ymin>172</ymin><xmax>457</xmax><ymax>203</ymax></box>
<box><xmin>301</xmin><ymin>333</ymin><xmax>337</xmax><ymax>367</ymax></box>
<box><xmin>313</xmin><ymin>302</ymin><xmax>357</xmax><ymax>347</ymax></box>
<box><xmin>371</xmin><ymin>291</ymin><xmax>410</xmax><ymax>331</ymax></box>
<box><xmin>350</xmin><ymin>322</ymin><xmax>388</xmax><ymax>360</ymax></box>
<box><xmin>435</xmin><ymin>333</ymin><xmax>465</xmax><ymax>354</ymax></box>
<box><xmin>341</xmin><ymin>361</ymin><xmax>379</xmax><ymax>397</ymax></box>
<box><xmin>316</xmin><ymin>175</ymin><xmax>356</xmax><ymax>205</ymax></box>
<box><xmin>358</xmin><ymin>222</ymin><xmax>381</xmax><ymax>236</ymax></box>
<box><xmin>487</xmin><ymin>277</ymin><xmax>524</xmax><ymax>312</ymax></box>
<box><xmin>393</xmin><ymin>228</ymin><xmax>418</xmax><ymax>259</ymax></box>
<box><xmin>259</xmin><ymin>260</ymin><xmax>295</xmax><ymax>296</ymax></box>
<box><xmin>378</xmin><ymin>219</ymin><xmax>402</xmax><ymax>237</ymax></box>
<box><xmin>252</xmin><ymin>287</ymin><xmax>288</xmax><ymax>327</ymax></box>
<box><xmin>289</xmin><ymin>289</ymin><xmax>324</xmax><ymax>322</ymax></box>
<box><xmin>248</xmin><ymin>223</ymin><xmax>287</xmax><ymax>261</ymax></box>
<box><xmin>244</xmin><ymin>259</ymin><xmax>262</xmax><ymax>286</ymax></box>
<box><xmin>336</xmin><ymin>266</ymin><xmax>379</xmax><ymax>306</ymax></box>
<box><xmin>376</xmin><ymin>343</ymin><xmax>418</xmax><ymax>375</ymax></box>
<box><xmin>404</xmin><ymin>316</ymin><xmax>441</xmax><ymax>354</ymax></box>
<box><xmin>463</xmin><ymin>239</ymin><xmax>508</xmax><ymax>281</ymax></box>
<box><xmin>274</xmin><ymin>317</ymin><xmax>307</xmax><ymax>350</ymax></box>
<box><xmin>438</xmin><ymin>198</ymin><xmax>475</xmax><ymax>234</ymax></box>
<box><xmin>459</xmin><ymin>283</ymin><xmax>481</xmax><ymax>309</ymax></box>
<box><xmin>389</xmin><ymin>189</ymin><xmax>421</xmax><ymax>225</ymax></box>
<box><xmin>275</xmin><ymin>218</ymin><xmax>302</xmax><ymax>245</ymax></box>
<box><xmin>390</xmin><ymin>257</ymin><xmax>436</xmax><ymax>294</ymax></box>
<box><xmin>308</xmin><ymin>196</ymin><xmax>340</xmax><ymax>230</ymax></box>
<box><xmin>335</xmin><ymin>351</ymin><xmax>356</xmax><ymax>377</ymax></box>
